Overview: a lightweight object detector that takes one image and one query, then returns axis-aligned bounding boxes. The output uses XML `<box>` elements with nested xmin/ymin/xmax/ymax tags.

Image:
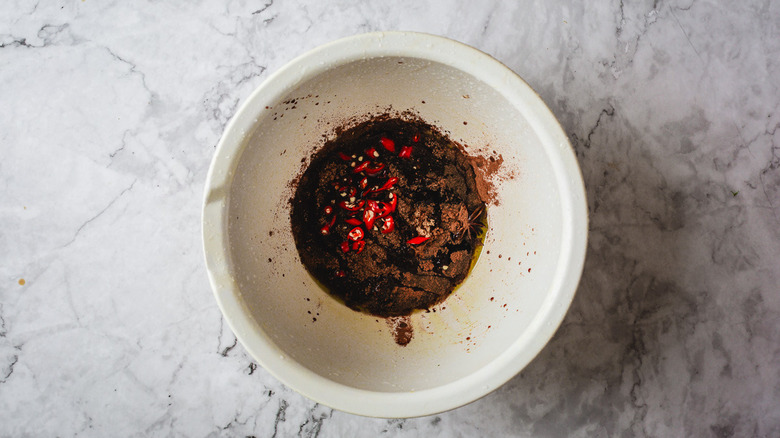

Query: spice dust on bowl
<box><xmin>202</xmin><ymin>32</ymin><xmax>588</xmax><ymax>418</ymax></box>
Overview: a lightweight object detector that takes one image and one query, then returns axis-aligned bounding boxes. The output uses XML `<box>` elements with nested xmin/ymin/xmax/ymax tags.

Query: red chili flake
<box><xmin>358</xmin><ymin>177</ymin><xmax>369</xmax><ymax>189</ymax></box>
<box><xmin>347</xmin><ymin>227</ymin><xmax>364</xmax><ymax>241</ymax></box>
<box><xmin>338</xmin><ymin>152</ymin><xmax>351</xmax><ymax>161</ymax></box>
<box><xmin>380</xmin><ymin>216</ymin><xmax>395</xmax><ymax>233</ymax></box>
<box><xmin>407</xmin><ymin>236</ymin><xmax>429</xmax><ymax>245</ymax></box>
<box><xmin>320</xmin><ymin>213</ymin><xmax>337</xmax><ymax>235</ymax></box>
<box><xmin>374</xmin><ymin>176</ymin><xmax>398</xmax><ymax>193</ymax></box>
<box><xmin>365</xmin><ymin>147</ymin><xmax>380</xmax><ymax>158</ymax></box>
<box><xmin>364</xmin><ymin>162</ymin><xmax>386</xmax><ymax>175</ymax></box>
<box><xmin>338</xmin><ymin>199</ymin><xmax>365</xmax><ymax>211</ymax></box>
<box><xmin>387</xmin><ymin>192</ymin><xmax>397</xmax><ymax>211</ymax></box>
<box><xmin>344</xmin><ymin>218</ymin><xmax>362</xmax><ymax>226</ymax></box>
<box><xmin>374</xmin><ymin>201</ymin><xmax>393</xmax><ymax>218</ymax></box>
<box><xmin>412</xmin><ymin>134</ymin><xmax>420</xmax><ymax>142</ymax></box>
<box><xmin>353</xmin><ymin>161</ymin><xmax>370</xmax><ymax>173</ymax></box>
<box><xmin>336</xmin><ymin>270</ymin><xmax>346</xmax><ymax>277</ymax></box>
<box><xmin>363</xmin><ymin>208</ymin><xmax>377</xmax><ymax>229</ymax></box>
<box><xmin>398</xmin><ymin>146</ymin><xmax>412</xmax><ymax>159</ymax></box>
<box><xmin>340</xmin><ymin>242</ymin><xmax>350</xmax><ymax>253</ymax></box>
<box><xmin>380</xmin><ymin>137</ymin><xmax>395</xmax><ymax>152</ymax></box>
<box><xmin>352</xmin><ymin>240</ymin><xmax>365</xmax><ymax>253</ymax></box>
<box><xmin>323</xmin><ymin>205</ymin><xmax>333</xmax><ymax>215</ymax></box>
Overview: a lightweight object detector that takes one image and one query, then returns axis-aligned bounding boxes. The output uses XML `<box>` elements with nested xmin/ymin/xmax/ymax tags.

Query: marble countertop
<box><xmin>2</xmin><ymin>1</ymin><xmax>779</xmax><ymax>436</ymax></box>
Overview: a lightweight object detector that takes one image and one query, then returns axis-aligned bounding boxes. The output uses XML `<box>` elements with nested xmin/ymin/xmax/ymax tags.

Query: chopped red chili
<box><xmin>320</xmin><ymin>213</ymin><xmax>337</xmax><ymax>235</ymax></box>
<box><xmin>353</xmin><ymin>161</ymin><xmax>370</xmax><ymax>173</ymax></box>
<box><xmin>373</xmin><ymin>177</ymin><xmax>398</xmax><ymax>193</ymax></box>
<box><xmin>347</xmin><ymin>227</ymin><xmax>364</xmax><ymax>241</ymax></box>
<box><xmin>380</xmin><ymin>216</ymin><xmax>395</xmax><ymax>234</ymax></box>
<box><xmin>363</xmin><ymin>208</ymin><xmax>377</xmax><ymax>229</ymax></box>
<box><xmin>387</xmin><ymin>192</ymin><xmax>397</xmax><ymax>211</ymax></box>
<box><xmin>364</xmin><ymin>162</ymin><xmax>386</xmax><ymax>175</ymax></box>
<box><xmin>338</xmin><ymin>199</ymin><xmax>365</xmax><ymax>211</ymax></box>
<box><xmin>407</xmin><ymin>236</ymin><xmax>429</xmax><ymax>245</ymax></box>
<box><xmin>380</xmin><ymin>137</ymin><xmax>395</xmax><ymax>152</ymax></box>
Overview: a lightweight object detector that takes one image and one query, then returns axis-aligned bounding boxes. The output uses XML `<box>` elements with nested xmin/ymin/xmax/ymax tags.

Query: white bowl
<box><xmin>202</xmin><ymin>32</ymin><xmax>587</xmax><ymax>418</ymax></box>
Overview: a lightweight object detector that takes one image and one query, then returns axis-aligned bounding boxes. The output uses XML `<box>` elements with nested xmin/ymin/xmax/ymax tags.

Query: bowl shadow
<box><xmin>465</xmin><ymin>106</ymin><xmax>712</xmax><ymax>435</ymax></box>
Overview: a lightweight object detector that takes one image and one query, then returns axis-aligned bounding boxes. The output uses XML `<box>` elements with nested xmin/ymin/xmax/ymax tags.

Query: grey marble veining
<box><xmin>1</xmin><ymin>0</ymin><xmax>778</xmax><ymax>436</ymax></box>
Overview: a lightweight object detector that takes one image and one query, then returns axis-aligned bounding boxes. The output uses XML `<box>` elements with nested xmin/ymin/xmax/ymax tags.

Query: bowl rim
<box><xmin>202</xmin><ymin>31</ymin><xmax>588</xmax><ymax>418</ymax></box>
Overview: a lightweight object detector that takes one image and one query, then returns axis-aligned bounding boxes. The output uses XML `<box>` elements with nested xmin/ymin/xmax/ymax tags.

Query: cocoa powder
<box><xmin>290</xmin><ymin>116</ymin><xmax>486</xmax><ymax>318</ymax></box>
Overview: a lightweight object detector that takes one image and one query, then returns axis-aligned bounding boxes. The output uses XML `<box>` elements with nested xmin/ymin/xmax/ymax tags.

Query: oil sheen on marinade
<box><xmin>290</xmin><ymin>116</ymin><xmax>486</xmax><ymax>317</ymax></box>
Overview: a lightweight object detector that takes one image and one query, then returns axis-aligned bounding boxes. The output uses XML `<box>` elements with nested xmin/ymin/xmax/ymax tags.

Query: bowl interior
<box><xmin>221</xmin><ymin>54</ymin><xmax>572</xmax><ymax>393</ymax></box>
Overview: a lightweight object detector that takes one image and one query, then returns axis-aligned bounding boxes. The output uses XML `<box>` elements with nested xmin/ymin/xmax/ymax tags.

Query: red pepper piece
<box><xmin>340</xmin><ymin>242</ymin><xmax>350</xmax><ymax>253</ymax></box>
<box><xmin>374</xmin><ymin>201</ymin><xmax>392</xmax><ymax>218</ymax></box>
<box><xmin>412</xmin><ymin>134</ymin><xmax>420</xmax><ymax>143</ymax></box>
<box><xmin>345</xmin><ymin>218</ymin><xmax>362</xmax><ymax>226</ymax></box>
<box><xmin>364</xmin><ymin>162</ymin><xmax>386</xmax><ymax>176</ymax></box>
<box><xmin>363</xmin><ymin>208</ymin><xmax>377</xmax><ymax>229</ymax></box>
<box><xmin>365</xmin><ymin>147</ymin><xmax>380</xmax><ymax>158</ymax></box>
<box><xmin>374</xmin><ymin>177</ymin><xmax>398</xmax><ymax>193</ymax></box>
<box><xmin>387</xmin><ymin>192</ymin><xmax>397</xmax><ymax>211</ymax></box>
<box><xmin>359</xmin><ymin>177</ymin><xmax>368</xmax><ymax>190</ymax></box>
<box><xmin>366</xmin><ymin>200</ymin><xmax>382</xmax><ymax>218</ymax></box>
<box><xmin>352</xmin><ymin>240</ymin><xmax>365</xmax><ymax>253</ymax></box>
<box><xmin>338</xmin><ymin>199</ymin><xmax>365</xmax><ymax>211</ymax></box>
<box><xmin>324</xmin><ymin>205</ymin><xmax>333</xmax><ymax>215</ymax></box>
<box><xmin>338</xmin><ymin>152</ymin><xmax>351</xmax><ymax>161</ymax></box>
<box><xmin>320</xmin><ymin>213</ymin><xmax>337</xmax><ymax>235</ymax></box>
<box><xmin>336</xmin><ymin>270</ymin><xmax>346</xmax><ymax>277</ymax></box>
<box><xmin>398</xmin><ymin>146</ymin><xmax>412</xmax><ymax>159</ymax></box>
<box><xmin>407</xmin><ymin>236</ymin><xmax>429</xmax><ymax>245</ymax></box>
<box><xmin>380</xmin><ymin>216</ymin><xmax>395</xmax><ymax>234</ymax></box>
<box><xmin>353</xmin><ymin>161</ymin><xmax>370</xmax><ymax>173</ymax></box>
<box><xmin>380</xmin><ymin>137</ymin><xmax>395</xmax><ymax>152</ymax></box>
<box><xmin>348</xmin><ymin>227</ymin><xmax>364</xmax><ymax>241</ymax></box>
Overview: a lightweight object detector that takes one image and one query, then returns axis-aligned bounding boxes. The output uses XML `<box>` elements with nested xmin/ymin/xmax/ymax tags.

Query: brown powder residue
<box><xmin>388</xmin><ymin>316</ymin><xmax>413</xmax><ymax>346</ymax></box>
<box><xmin>290</xmin><ymin>116</ymin><xmax>484</xmax><ymax>319</ymax></box>
<box><xmin>468</xmin><ymin>153</ymin><xmax>504</xmax><ymax>206</ymax></box>
<box><xmin>443</xmin><ymin>250</ymin><xmax>470</xmax><ymax>279</ymax></box>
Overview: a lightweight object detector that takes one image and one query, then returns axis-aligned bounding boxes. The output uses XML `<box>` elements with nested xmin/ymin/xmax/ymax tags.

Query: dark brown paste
<box><xmin>290</xmin><ymin>116</ymin><xmax>485</xmax><ymax>317</ymax></box>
